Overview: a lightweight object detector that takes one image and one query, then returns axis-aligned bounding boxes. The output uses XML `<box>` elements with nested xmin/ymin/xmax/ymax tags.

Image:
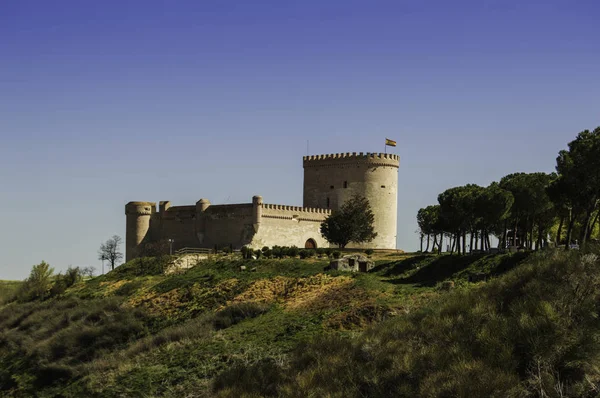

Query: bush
<box><xmin>332</xmin><ymin>251</ymin><xmax>341</xmax><ymax>259</ymax></box>
<box><xmin>16</xmin><ymin>261</ymin><xmax>54</xmax><ymax>302</ymax></box>
<box><xmin>298</xmin><ymin>250</ymin><xmax>310</xmax><ymax>259</ymax></box>
<box><xmin>315</xmin><ymin>248</ymin><xmax>326</xmax><ymax>258</ymax></box>
<box><xmin>240</xmin><ymin>246</ymin><xmax>253</xmax><ymax>259</ymax></box>
<box><xmin>254</xmin><ymin>250</ymin><xmax>262</xmax><ymax>259</ymax></box>
<box><xmin>286</xmin><ymin>246</ymin><xmax>299</xmax><ymax>258</ymax></box>
<box><xmin>364</xmin><ymin>249</ymin><xmax>374</xmax><ymax>256</ymax></box>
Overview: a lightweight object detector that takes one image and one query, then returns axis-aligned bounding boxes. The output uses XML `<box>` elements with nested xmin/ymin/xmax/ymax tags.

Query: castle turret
<box><xmin>252</xmin><ymin>195</ymin><xmax>263</xmax><ymax>232</ymax></box>
<box><xmin>125</xmin><ymin>201</ymin><xmax>156</xmax><ymax>261</ymax></box>
<box><xmin>303</xmin><ymin>153</ymin><xmax>400</xmax><ymax>249</ymax></box>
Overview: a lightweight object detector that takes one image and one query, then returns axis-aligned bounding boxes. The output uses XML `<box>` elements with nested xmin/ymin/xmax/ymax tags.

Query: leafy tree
<box><xmin>98</xmin><ymin>235</ymin><xmax>124</xmax><ymax>271</ymax></box>
<box><xmin>17</xmin><ymin>261</ymin><xmax>54</xmax><ymax>301</ymax></box>
<box><xmin>320</xmin><ymin>195</ymin><xmax>377</xmax><ymax>248</ymax></box>
<box><xmin>553</xmin><ymin>127</ymin><xmax>600</xmax><ymax>248</ymax></box>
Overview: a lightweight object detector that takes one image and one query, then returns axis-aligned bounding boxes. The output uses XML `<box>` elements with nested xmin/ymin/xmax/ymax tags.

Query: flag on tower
<box><xmin>385</xmin><ymin>138</ymin><xmax>397</xmax><ymax>147</ymax></box>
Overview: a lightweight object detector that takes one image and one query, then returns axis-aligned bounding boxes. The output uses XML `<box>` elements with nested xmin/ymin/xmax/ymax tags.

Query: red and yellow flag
<box><xmin>385</xmin><ymin>138</ymin><xmax>397</xmax><ymax>147</ymax></box>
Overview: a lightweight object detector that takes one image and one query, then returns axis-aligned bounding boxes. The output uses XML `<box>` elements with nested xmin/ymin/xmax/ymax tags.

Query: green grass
<box><xmin>0</xmin><ymin>251</ymin><xmax>542</xmax><ymax>397</ymax></box>
<box><xmin>0</xmin><ymin>280</ymin><xmax>21</xmax><ymax>305</ymax></box>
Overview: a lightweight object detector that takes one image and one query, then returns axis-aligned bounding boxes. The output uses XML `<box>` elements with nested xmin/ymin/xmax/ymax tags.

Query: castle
<box><xmin>125</xmin><ymin>152</ymin><xmax>400</xmax><ymax>261</ymax></box>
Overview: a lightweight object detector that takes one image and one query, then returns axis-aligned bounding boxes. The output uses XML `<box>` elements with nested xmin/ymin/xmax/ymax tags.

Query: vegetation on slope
<box><xmin>0</xmin><ymin>250</ymin><xmax>559</xmax><ymax>397</ymax></box>
<box><xmin>215</xmin><ymin>248</ymin><xmax>600</xmax><ymax>397</ymax></box>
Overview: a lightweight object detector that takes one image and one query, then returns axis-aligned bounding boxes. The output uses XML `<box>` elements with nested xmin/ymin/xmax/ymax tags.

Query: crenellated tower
<box><xmin>303</xmin><ymin>152</ymin><xmax>400</xmax><ymax>249</ymax></box>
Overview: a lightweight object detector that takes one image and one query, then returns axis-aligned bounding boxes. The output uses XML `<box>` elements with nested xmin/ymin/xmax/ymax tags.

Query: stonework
<box><xmin>125</xmin><ymin>152</ymin><xmax>400</xmax><ymax>261</ymax></box>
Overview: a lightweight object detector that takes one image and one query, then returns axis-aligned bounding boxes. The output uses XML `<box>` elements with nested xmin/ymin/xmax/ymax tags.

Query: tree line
<box><xmin>417</xmin><ymin>127</ymin><xmax>600</xmax><ymax>253</ymax></box>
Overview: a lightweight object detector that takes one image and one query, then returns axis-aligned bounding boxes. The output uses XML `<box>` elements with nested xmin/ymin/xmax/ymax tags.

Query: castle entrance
<box><xmin>305</xmin><ymin>239</ymin><xmax>317</xmax><ymax>249</ymax></box>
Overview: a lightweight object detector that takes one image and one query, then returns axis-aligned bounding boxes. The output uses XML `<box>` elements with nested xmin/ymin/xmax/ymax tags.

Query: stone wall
<box><xmin>303</xmin><ymin>152</ymin><xmax>399</xmax><ymax>249</ymax></box>
<box><xmin>249</xmin><ymin>204</ymin><xmax>331</xmax><ymax>249</ymax></box>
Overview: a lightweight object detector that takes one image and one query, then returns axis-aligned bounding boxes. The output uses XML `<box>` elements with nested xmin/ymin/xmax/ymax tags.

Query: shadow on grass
<box><xmin>394</xmin><ymin>254</ymin><xmax>488</xmax><ymax>287</ymax></box>
<box><xmin>385</xmin><ymin>252</ymin><xmax>531</xmax><ymax>287</ymax></box>
<box><xmin>370</xmin><ymin>255</ymin><xmax>432</xmax><ymax>277</ymax></box>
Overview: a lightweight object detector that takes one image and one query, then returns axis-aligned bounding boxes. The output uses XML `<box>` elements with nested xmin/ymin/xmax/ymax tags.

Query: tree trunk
<box><xmin>469</xmin><ymin>231</ymin><xmax>474</xmax><ymax>254</ymax></box>
<box><xmin>450</xmin><ymin>235</ymin><xmax>456</xmax><ymax>254</ymax></box>
<box><xmin>581</xmin><ymin>202</ymin><xmax>598</xmax><ymax>246</ymax></box>
<box><xmin>588</xmin><ymin>211</ymin><xmax>599</xmax><ymax>240</ymax></box>
<box><xmin>420</xmin><ymin>234</ymin><xmax>424</xmax><ymax>252</ymax></box>
<box><xmin>439</xmin><ymin>233</ymin><xmax>443</xmax><ymax>254</ymax></box>
<box><xmin>432</xmin><ymin>234</ymin><xmax>438</xmax><ymax>252</ymax></box>
<box><xmin>462</xmin><ymin>231</ymin><xmax>466</xmax><ymax>254</ymax></box>
<box><xmin>556</xmin><ymin>215</ymin><xmax>564</xmax><ymax>246</ymax></box>
<box><xmin>425</xmin><ymin>234</ymin><xmax>430</xmax><ymax>252</ymax></box>
<box><xmin>565</xmin><ymin>211</ymin><xmax>576</xmax><ymax>250</ymax></box>
<box><xmin>513</xmin><ymin>217</ymin><xmax>518</xmax><ymax>247</ymax></box>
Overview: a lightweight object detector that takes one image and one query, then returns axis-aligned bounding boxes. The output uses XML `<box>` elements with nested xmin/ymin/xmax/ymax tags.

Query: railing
<box><xmin>175</xmin><ymin>247</ymin><xmax>213</xmax><ymax>255</ymax></box>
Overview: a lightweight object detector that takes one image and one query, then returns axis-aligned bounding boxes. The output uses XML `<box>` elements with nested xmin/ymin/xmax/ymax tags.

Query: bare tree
<box><xmin>81</xmin><ymin>266</ymin><xmax>96</xmax><ymax>278</ymax></box>
<box><xmin>98</xmin><ymin>235</ymin><xmax>124</xmax><ymax>271</ymax></box>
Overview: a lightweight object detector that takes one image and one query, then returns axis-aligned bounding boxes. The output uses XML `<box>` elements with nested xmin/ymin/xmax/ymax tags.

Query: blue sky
<box><xmin>1</xmin><ymin>0</ymin><xmax>598</xmax><ymax>279</ymax></box>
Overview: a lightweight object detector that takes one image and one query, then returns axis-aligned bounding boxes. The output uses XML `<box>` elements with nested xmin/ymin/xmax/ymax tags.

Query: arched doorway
<box><xmin>305</xmin><ymin>238</ymin><xmax>317</xmax><ymax>249</ymax></box>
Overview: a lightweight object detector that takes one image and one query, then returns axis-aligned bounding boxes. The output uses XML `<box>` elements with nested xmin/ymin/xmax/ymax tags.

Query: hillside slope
<box><xmin>1</xmin><ymin>251</ymin><xmax>532</xmax><ymax>397</ymax></box>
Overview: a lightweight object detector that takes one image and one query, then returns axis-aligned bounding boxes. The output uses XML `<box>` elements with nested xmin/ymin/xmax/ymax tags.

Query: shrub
<box><xmin>332</xmin><ymin>251</ymin><xmax>341</xmax><ymax>259</ymax></box>
<box><xmin>299</xmin><ymin>250</ymin><xmax>309</xmax><ymax>259</ymax></box>
<box><xmin>286</xmin><ymin>246</ymin><xmax>299</xmax><ymax>258</ymax></box>
<box><xmin>16</xmin><ymin>261</ymin><xmax>55</xmax><ymax>302</ymax></box>
<box><xmin>254</xmin><ymin>250</ymin><xmax>262</xmax><ymax>259</ymax></box>
<box><xmin>364</xmin><ymin>249</ymin><xmax>374</xmax><ymax>256</ymax></box>
<box><xmin>315</xmin><ymin>248</ymin><xmax>326</xmax><ymax>258</ymax></box>
<box><xmin>240</xmin><ymin>246</ymin><xmax>253</xmax><ymax>259</ymax></box>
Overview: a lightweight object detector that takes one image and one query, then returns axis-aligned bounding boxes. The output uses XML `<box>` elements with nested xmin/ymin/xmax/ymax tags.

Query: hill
<box><xmin>2</xmin><ymin>249</ymin><xmax>583</xmax><ymax>397</ymax></box>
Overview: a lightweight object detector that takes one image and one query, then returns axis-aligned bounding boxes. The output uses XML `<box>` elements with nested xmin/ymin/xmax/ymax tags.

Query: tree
<box><xmin>320</xmin><ymin>195</ymin><xmax>377</xmax><ymax>248</ymax></box>
<box><xmin>553</xmin><ymin>127</ymin><xmax>600</xmax><ymax>248</ymax></box>
<box><xmin>17</xmin><ymin>261</ymin><xmax>54</xmax><ymax>301</ymax></box>
<box><xmin>98</xmin><ymin>235</ymin><xmax>124</xmax><ymax>271</ymax></box>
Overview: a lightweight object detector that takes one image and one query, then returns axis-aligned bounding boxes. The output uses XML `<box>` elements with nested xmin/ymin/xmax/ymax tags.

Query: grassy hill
<box><xmin>4</xmin><ymin>248</ymin><xmax>595</xmax><ymax>397</ymax></box>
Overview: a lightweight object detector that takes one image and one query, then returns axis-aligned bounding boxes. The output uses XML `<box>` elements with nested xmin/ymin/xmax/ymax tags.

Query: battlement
<box><xmin>303</xmin><ymin>152</ymin><xmax>399</xmax><ymax>167</ymax></box>
<box><xmin>125</xmin><ymin>201</ymin><xmax>156</xmax><ymax>215</ymax></box>
<box><xmin>262</xmin><ymin>203</ymin><xmax>332</xmax><ymax>214</ymax></box>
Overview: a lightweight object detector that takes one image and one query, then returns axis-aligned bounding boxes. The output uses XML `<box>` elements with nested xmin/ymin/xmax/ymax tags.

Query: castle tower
<box><xmin>125</xmin><ymin>201</ymin><xmax>156</xmax><ymax>261</ymax></box>
<box><xmin>303</xmin><ymin>152</ymin><xmax>400</xmax><ymax>249</ymax></box>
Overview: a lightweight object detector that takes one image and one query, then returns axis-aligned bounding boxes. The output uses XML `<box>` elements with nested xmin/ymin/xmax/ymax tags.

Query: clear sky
<box><xmin>1</xmin><ymin>0</ymin><xmax>598</xmax><ymax>279</ymax></box>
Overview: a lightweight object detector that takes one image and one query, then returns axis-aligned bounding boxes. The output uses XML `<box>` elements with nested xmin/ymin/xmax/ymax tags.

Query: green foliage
<box><xmin>364</xmin><ymin>249</ymin><xmax>374</xmax><ymax>256</ymax></box>
<box><xmin>286</xmin><ymin>245</ymin><xmax>299</xmax><ymax>258</ymax></box>
<box><xmin>332</xmin><ymin>251</ymin><xmax>341</xmax><ymax>259</ymax></box>
<box><xmin>213</xmin><ymin>302</ymin><xmax>270</xmax><ymax>330</ymax></box>
<box><xmin>320</xmin><ymin>195</ymin><xmax>377</xmax><ymax>248</ymax></box>
<box><xmin>214</xmin><ymin>249</ymin><xmax>600</xmax><ymax>397</ymax></box>
<box><xmin>16</xmin><ymin>261</ymin><xmax>55</xmax><ymax>302</ymax></box>
<box><xmin>0</xmin><ymin>281</ymin><xmax>21</xmax><ymax>305</ymax></box>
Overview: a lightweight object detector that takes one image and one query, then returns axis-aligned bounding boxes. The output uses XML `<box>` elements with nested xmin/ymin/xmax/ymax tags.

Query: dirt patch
<box><xmin>229</xmin><ymin>274</ymin><xmax>357</xmax><ymax>311</ymax></box>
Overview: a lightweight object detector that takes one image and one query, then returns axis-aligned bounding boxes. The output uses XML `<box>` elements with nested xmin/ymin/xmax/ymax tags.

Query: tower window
<box><xmin>343</xmin><ymin>181</ymin><xmax>348</xmax><ymax>188</ymax></box>
<box><xmin>326</xmin><ymin>197</ymin><xmax>330</xmax><ymax>208</ymax></box>
<box><xmin>381</xmin><ymin>185</ymin><xmax>386</xmax><ymax>188</ymax></box>
<box><xmin>330</xmin><ymin>185</ymin><xmax>334</xmax><ymax>189</ymax></box>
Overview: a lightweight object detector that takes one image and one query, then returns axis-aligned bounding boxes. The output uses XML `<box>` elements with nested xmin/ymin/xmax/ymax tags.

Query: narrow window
<box><xmin>326</xmin><ymin>197</ymin><xmax>330</xmax><ymax>208</ymax></box>
<box><xmin>343</xmin><ymin>181</ymin><xmax>348</xmax><ymax>188</ymax></box>
<box><xmin>330</xmin><ymin>185</ymin><xmax>334</xmax><ymax>189</ymax></box>
<box><xmin>381</xmin><ymin>185</ymin><xmax>386</xmax><ymax>188</ymax></box>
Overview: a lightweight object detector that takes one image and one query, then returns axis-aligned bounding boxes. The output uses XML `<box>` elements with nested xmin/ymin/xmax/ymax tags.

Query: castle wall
<box><xmin>303</xmin><ymin>153</ymin><xmax>399</xmax><ymax>249</ymax></box>
<box><xmin>201</xmin><ymin>204</ymin><xmax>254</xmax><ymax>249</ymax></box>
<box><xmin>249</xmin><ymin>204</ymin><xmax>331</xmax><ymax>249</ymax></box>
<box><xmin>158</xmin><ymin>206</ymin><xmax>199</xmax><ymax>251</ymax></box>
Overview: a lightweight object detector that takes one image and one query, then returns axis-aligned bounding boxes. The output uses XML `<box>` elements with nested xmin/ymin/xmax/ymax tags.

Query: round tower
<box><xmin>303</xmin><ymin>152</ymin><xmax>400</xmax><ymax>249</ymax></box>
<box><xmin>125</xmin><ymin>201</ymin><xmax>155</xmax><ymax>261</ymax></box>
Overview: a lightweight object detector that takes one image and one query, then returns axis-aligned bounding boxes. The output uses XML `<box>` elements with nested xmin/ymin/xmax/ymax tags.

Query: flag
<box><xmin>385</xmin><ymin>138</ymin><xmax>397</xmax><ymax>147</ymax></box>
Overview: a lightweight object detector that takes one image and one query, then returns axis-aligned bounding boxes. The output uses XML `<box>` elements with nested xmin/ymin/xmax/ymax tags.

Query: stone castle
<box><xmin>125</xmin><ymin>152</ymin><xmax>400</xmax><ymax>261</ymax></box>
